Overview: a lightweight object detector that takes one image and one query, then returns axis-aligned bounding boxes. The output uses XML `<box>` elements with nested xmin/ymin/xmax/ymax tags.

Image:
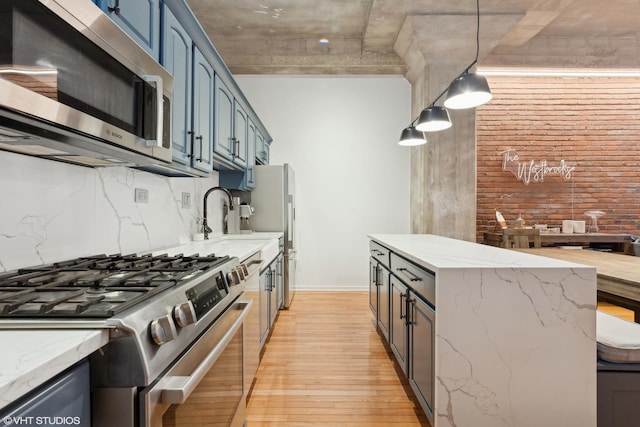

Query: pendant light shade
<box><xmin>443</xmin><ymin>72</ymin><xmax>492</xmax><ymax>109</ymax></box>
<box><xmin>398</xmin><ymin>126</ymin><xmax>426</xmax><ymax>146</ymax></box>
<box><xmin>415</xmin><ymin>106</ymin><xmax>452</xmax><ymax>132</ymax></box>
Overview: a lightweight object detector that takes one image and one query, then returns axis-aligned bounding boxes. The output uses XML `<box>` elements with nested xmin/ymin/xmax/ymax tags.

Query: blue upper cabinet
<box><xmin>219</xmin><ymin>116</ymin><xmax>256</xmax><ymax>190</ymax></box>
<box><xmin>256</xmin><ymin>129</ymin><xmax>270</xmax><ymax>165</ymax></box>
<box><xmin>95</xmin><ymin>0</ymin><xmax>272</xmax><ymax>178</ymax></box>
<box><xmin>214</xmin><ymin>75</ymin><xmax>235</xmax><ymax>165</ymax></box>
<box><xmin>246</xmin><ymin>119</ymin><xmax>257</xmax><ymax>188</ymax></box>
<box><xmin>162</xmin><ymin>7</ymin><xmax>193</xmax><ymax>165</ymax></box>
<box><xmin>95</xmin><ymin>0</ymin><xmax>161</xmax><ymax>60</ymax></box>
<box><xmin>192</xmin><ymin>47</ymin><xmax>215</xmax><ymax>172</ymax></box>
<box><xmin>213</xmin><ymin>77</ymin><xmax>251</xmax><ymax>171</ymax></box>
<box><xmin>233</xmin><ymin>101</ymin><xmax>248</xmax><ymax>169</ymax></box>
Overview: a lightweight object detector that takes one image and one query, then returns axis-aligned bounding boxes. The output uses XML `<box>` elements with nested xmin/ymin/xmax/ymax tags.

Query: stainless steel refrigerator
<box><xmin>251</xmin><ymin>164</ymin><xmax>296</xmax><ymax>309</ymax></box>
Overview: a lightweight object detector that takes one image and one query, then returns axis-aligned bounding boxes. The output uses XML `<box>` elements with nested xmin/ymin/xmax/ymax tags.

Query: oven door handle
<box><xmin>142</xmin><ymin>75</ymin><xmax>163</xmax><ymax>148</ymax></box>
<box><xmin>160</xmin><ymin>299</ymin><xmax>252</xmax><ymax>404</ymax></box>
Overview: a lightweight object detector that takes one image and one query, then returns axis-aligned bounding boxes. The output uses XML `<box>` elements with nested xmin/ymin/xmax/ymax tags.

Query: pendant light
<box><xmin>444</xmin><ymin>69</ymin><xmax>492</xmax><ymax>109</ymax></box>
<box><xmin>397</xmin><ymin>0</ymin><xmax>491</xmax><ymax>146</ymax></box>
<box><xmin>443</xmin><ymin>0</ymin><xmax>492</xmax><ymax>109</ymax></box>
<box><xmin>415</xmin><ymin>105</ymin><xmax>452</xmax><ymax>132</ymax></box>
<box><xmin>398</xmin><ymin>126</ymin><xmax>426</xmax><ymax>146</ymax></box>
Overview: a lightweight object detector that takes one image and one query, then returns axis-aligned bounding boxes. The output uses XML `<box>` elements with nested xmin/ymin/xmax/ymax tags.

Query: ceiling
<box><xmin>185</xmin><ymin>0</ymin><xmax>640</xmax><ymax>75</ymax></box>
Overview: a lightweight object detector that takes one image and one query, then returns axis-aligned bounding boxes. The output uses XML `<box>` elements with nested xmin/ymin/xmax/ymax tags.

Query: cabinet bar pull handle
<box><xmin>408</xmin><ymin>298</ymin><xmax>416</xmax><ymax>325</ymax></box>
<box><xmin>108</xmin><ymin>0</ymin><xmax>120</xmax><ymax>14</ymax></box>
<box><xmin>396</xmin><ymin>267</ymin><xmax>422</xmax><ymax>282</ymax></box>
<box><xmin>195</xmin><ymin>135</ymin><xmax>204</xmax><ymax>161</ymax></box>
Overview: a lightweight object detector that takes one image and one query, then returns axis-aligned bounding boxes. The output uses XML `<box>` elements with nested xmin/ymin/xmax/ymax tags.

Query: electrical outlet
<box><xmin>134</xmin><ymin>188</ymin><xmax>149</xmax><ymax>204</ymax></box>
<box><xmin>181</xmin><ymin>192</ymin><xmax>191</xmax><ymax>209</ymax></box>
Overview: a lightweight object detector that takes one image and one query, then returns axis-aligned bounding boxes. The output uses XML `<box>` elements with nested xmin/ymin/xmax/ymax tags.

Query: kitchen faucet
<box><xmin>202</xmin><ymin>186</ymin><xmax>234</xmax><ymax>240</ymax></box>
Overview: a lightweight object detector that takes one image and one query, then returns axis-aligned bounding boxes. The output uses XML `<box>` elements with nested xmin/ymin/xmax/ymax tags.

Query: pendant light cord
<box><xmin>407</xmin><ymin>0</ymin><xmax>483</xmax><ymax>127</ymax></box>
<box><xmin>474</xmin><ymin>0</ymin><xmax>480</xmax><ymax>64</ymax></box>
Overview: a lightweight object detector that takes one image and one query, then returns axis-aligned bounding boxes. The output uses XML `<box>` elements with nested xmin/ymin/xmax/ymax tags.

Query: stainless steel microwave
<box><xmin>0</xmin><ymin>0</ymin><xmax>173</xmax><ymax>168</ymax></box>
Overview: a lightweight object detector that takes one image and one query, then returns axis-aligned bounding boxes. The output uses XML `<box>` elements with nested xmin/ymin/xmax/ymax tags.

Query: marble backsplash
<box><xmin>0</xmin><ymin>151</ymin><xmax>227</xmax><ymax>272</ymax></box>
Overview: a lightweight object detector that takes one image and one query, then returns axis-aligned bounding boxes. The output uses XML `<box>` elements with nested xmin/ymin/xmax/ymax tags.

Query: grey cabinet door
<box><xmin>409</xmin><ymin>293</ymin><xmax>435</xmax><ymax>422</ymax></box>
<box><xmin>369</xmin><ymin>259</ymin><xmax>378</xmax><ymax>318</ymax></box>
<box><xmin>269</xmin><ymin>268</ymin><xmax>278</xmax><ymax>326</ymax></box>
<box><xmin>377</xmin><ymin>264</ymin><xmax>390</xmax><ymax>342</ymax></box>
<box><xmin>259</xmin><ymin>267</ymin><xmax>270</xmax><ymax>348</ymax></box>
<box><xmin>276</xmin><ymin>255</ymin><xmax>284</xmax><ymax>309</ymax></box>
<box><xmin>390</xmin><ymin>276</ymin><xmax>408</xmax><ymax>375</ymax></box>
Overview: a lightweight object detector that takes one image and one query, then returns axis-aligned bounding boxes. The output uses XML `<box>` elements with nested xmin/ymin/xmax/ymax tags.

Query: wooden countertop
<box><xmin>517</xmin><ymin>247</ymin><xmax>640</xmax><ymax>320</ymax></box>
<box><xmin>517</xmin><ymin>248</ymin><xmax>638</xmax><ymax>281</ymax></box>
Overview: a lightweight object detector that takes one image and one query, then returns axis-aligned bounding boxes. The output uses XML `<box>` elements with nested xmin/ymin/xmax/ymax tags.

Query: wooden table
<box><xmin>484</xmin><ymin>231</ymin><xmax>633</xmax><ymax>253</ymax></box>
<box><xmin>517</xmin><ymin>247</ymin><xmax>640</xmax><ymax>322</ymax></box>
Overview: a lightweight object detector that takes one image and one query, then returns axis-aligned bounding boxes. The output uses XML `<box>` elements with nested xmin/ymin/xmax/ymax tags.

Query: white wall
<box><xmin>0</xmin><ymin>151</ymin><xmax>229</xmax><ymax>272</ymax></box>
<box><xmin>236</xmin><ymin>75</ymin><xmax>411</xmax><ymax>290</ymax></box>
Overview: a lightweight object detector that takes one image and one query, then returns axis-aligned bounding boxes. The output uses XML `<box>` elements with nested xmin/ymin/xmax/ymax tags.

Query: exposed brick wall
<box><xmin>476</xmin><ymin>75</ymin><xmax>640</xmax><ymax>243</ymax></box>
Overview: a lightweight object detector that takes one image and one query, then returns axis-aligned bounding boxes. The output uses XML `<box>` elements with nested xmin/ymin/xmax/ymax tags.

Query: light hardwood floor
<box><xmin>246</xmin><ymin>291</ymin><xmax>430</xmax><ymax>427</ymax></box>
<box><xmin>597</xmin><ymin>301</ymin><xmax>635</xmax><ymax>322</ymax></box>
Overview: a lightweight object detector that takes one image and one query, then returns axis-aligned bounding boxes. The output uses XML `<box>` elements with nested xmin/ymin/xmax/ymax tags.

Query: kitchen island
<box><xmin>368</xmin><ymin>234</ymin><xmax>597</xmax><ymax>427</ymax></box>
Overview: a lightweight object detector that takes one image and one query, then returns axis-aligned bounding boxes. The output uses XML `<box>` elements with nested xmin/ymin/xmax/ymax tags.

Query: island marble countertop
<box><xmin>0</xmin><ymin>233</ymin><xmax>282</xmax><ymax>411</ymax></box>
<box><xmin>0</xmin><ymin>329</ymin><xmax>108</xmax><ymax>411</ymax></box>
<box><xmin>368</xmin><ymin>233</ymin><xmax>589</xmax><ymax>270</ymax></box>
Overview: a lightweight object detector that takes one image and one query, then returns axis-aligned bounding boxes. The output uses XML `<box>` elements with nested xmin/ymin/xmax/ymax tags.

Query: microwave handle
<box><xmin>142</xmin><ymin>75</ymin><xmax>164</xmax><ymax>148</ymax></box>
<box><xmin>160</xmin><ymin>299</ymin><xmax>252</xmax><ymax>404</ymax></box>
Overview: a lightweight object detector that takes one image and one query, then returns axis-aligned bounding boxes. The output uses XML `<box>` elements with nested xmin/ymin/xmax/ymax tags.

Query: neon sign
<box><xmin>500</xmin><ymin>149</ymin><xmax>575</xmax><ymax>184</ymax></box>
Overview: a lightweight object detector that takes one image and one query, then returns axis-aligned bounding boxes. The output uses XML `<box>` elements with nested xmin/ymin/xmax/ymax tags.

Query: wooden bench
<box><xmin>598</xmin><ymin>310</ymin><xmax>640</xmax><ymax>426</ymax></box>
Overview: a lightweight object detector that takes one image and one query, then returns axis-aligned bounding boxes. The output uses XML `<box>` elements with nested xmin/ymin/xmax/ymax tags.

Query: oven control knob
<box><xmin>226</xmin><ymin>272</ymin><xmax>236</xmax><ymax>285</ymax></box>
<box><xmin>227</xmin><ymin>270</ymin><xmax>241</xmax><ymax>285</ymax></box>
<box><xmin>173</xmin><ymin>301</ymin><xmax>197</xmax><ymax>328</ymax></box>
<box><xmin>150</xmin><ymin>314</ymin><xmax>177</xmax><ymax>345</ymax></box>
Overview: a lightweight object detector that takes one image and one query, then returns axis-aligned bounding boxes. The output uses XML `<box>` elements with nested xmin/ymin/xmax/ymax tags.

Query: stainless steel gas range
<box><xmin>0</xmin><ymin>251</ymin><xmax>260</xmax><ymax>427</ymax></box>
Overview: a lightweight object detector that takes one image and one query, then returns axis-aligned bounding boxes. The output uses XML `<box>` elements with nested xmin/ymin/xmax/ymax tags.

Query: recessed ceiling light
<box><xmin>319</xmin><ymin>38</ymin><xmax>330</xmax><ymax>45</ymax></box>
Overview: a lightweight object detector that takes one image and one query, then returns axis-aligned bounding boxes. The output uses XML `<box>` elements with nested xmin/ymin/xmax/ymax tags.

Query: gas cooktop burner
<box><xmin>0</xmin><ymin>253</ymin><xmax>231</xmax><ymax>318</ymax></box>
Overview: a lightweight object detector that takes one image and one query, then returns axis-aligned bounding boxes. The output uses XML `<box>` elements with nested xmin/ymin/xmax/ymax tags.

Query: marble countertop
<box><xmin>368</xmin><ymin>233</ymin><xmax>589</xmax><ymax>271</ymax></box>
<box><xmin>0</xmin><ymin>329</ymin><xmax>108</xmax><ymax>410</ymax></box>
<box><xmin>0</xmin><ymin>232</ymin><xmax>282</xmax><ymax>411</ymax></box>
<box><xmin>151</xmin><ymin>232</ymin><xmax>283</xmax><ymax>264</ymax></box>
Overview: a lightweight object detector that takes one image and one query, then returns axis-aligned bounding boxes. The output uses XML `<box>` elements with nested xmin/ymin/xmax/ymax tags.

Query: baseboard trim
<box><xmin>293</xmin><ymin>285</ymin><xmax>368</xmax><ymax>291</ymax></box>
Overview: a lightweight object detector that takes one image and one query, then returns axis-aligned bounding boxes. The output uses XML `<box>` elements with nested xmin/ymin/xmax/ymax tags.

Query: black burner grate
<box><xmin>0</xmin><ymin>253</ymin><xmax>231</xmax><ymax>318</ymax></box>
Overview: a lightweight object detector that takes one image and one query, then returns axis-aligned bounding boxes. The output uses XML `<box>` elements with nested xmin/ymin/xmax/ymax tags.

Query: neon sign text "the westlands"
<box><xmin>500</xmin><ymin>149</ymin><xmax>575</xmax><ymax>184</ymax></box>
